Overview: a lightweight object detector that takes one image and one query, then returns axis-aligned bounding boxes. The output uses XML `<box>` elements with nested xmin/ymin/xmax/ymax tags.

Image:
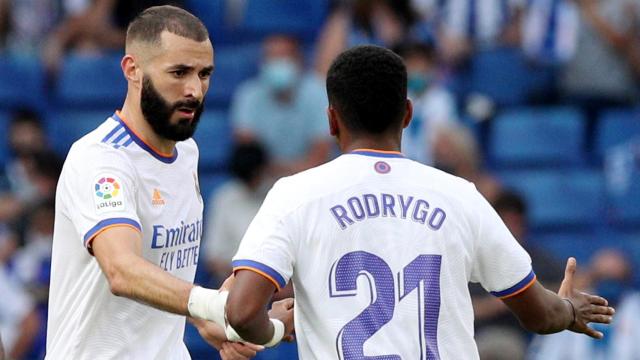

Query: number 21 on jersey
<box><xmin>329</xmin><ymin>251</ymin><xmax>442</xmax><ymax>360</ymax></box>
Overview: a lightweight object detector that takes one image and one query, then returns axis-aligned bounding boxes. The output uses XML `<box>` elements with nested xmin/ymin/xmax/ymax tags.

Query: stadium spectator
<box><xmin>528</xmin><ymin>249</ymin><xmax>640</xmax><ymax>359</ymax></box>
<box><xmin>0</xmin><ymin>0</ymin><xmax>60</xmax><ymax>56</ymax></box>
<box><xmin>3</xmin><ymin>109</ymin><xmax>47</xmax><ymax>197</ymax></box>
<box><xmin>431</xmin><ymin>122</ymin><xmax>502</xmax><ymax>203</ymax></box>
<box><xmin>315</xmin><ymin>0</ymin><xmax>418</xmax><ymax>75</ymax></box>
<box><xmin>437</xmin><ymin>0</ymin><xmax>525</xmax><ymax>65</ymax></box>
<box><xmin>0</xmin><ymin>225</ymin><xmax>16</xmax><ymax>264</ymax></box>
<box><xmin>204</xmin><ymin>141</ymin><xmax>269</xmax><ymax>285</ymax></box>
<box><xmin>42</xmin><ymin>0</ymin><xmax>184</xmax><ymax>73</ymax></box>
<box><xmin>521</xmin><ymin>0</ymin><xmax>579</xmax><ymax>65</ymax></box>
<box><xmin>560</xmin><ymin>0</ymin><xmax>640</xmax><ymax>107</ymax></box>
<box><xmin>231</xmin><ymin>34</ymin><xmax>331</xmax><ymax>178</ymax></box>
<box><xmin>0</xmin><ymin>109</ymin><xmax>51</xmax><ymax>224</ymax></box>
<box><xmin>11</xmin><ymin>199</ymin><xmax>54</xmax><ymax>288</ymax></box>
<box><xmin>396</xmin><ymin>41</ymin><xmax>457</xmax><ymax>165</ymax></box>
<box><xmin>0</xmin><ymin>264</ymin><xmax>40</xmax><ymax>360</ymax></box>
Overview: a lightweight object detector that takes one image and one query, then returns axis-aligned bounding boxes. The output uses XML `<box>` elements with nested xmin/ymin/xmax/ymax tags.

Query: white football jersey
<box><xmin>233</xmin><ymin>149</ymin><xmax>534</xmax><ymax>360</ymax></box>
<box><xmin>47</xmin><ymin>112</ymin><xmax>204</xmax><ymax>359</ymax></box>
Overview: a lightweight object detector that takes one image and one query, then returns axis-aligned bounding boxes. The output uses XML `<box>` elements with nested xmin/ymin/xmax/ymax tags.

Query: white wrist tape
<box><xmin>187</xmin><ymin>286</ymin><xmax>228</xmax><ymax>327</ymax></box>
<box><xmin>224</xmin><ymin>318</ymin><xmax>285</xmax><ymax>347</ymax></box>
<box><xmin>264</xmin><ymin>318</ymin><xmax>285</xmax><ymax>347</ymax></box>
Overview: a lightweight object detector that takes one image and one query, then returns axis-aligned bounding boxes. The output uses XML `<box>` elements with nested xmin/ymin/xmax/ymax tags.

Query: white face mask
<box><xmin>261</xmin><ymin>58</ymin><xmax>300</xmax><ymax>92</ymax></box>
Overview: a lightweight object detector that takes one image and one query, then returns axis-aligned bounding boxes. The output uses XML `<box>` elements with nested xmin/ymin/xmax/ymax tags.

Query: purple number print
<box><xmin>399</xmin><ymin>255</ymin><xmax>442</xmax><ymax>360</ymax></box>
<box><xmin>329</xmin><ymin>251</ymin><xmax>400</xmax><ymax>360</ymax></box>
<box><xmin>330</xmin><ymin>251</ymin><xmax>442</xmax><ymax>360</ymax></box>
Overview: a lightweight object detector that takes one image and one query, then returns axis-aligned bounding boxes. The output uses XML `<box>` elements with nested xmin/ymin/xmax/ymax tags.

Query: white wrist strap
<box><xmin>187</xmin><ymin>286</ymin><xmax>228</xmax><ymax>327</ymax></box>
<box><xmin>225</xmin><ymin>318</ymin><xmax>285</xmax><ymax>347</ymax></box>
<box><xmin>264</xmin><ymin>318</ymin><xmax>285</xmax><ymax>347</ymax></box>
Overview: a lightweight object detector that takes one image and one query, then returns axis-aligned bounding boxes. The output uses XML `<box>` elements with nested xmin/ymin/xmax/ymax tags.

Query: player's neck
<box><xmin>119</xmin><ymin>102</ymin><xmax>176</xmax><ymax>154</ymax></box>
<box><xmin>342</xmin><ymin>137</ymin><xmax>402</xmax><ymax>154</ymax></box>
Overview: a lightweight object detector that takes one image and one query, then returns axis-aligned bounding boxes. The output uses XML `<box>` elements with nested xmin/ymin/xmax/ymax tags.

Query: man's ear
<box><xmin>328</xmin><ymin>106</ymin><xmax>339</xmax><ymax>137</ymax></box>
<box><xmin>402</xmin><ymin>99</ymin><xmax>413</xmax><ymax>129</ymax></box>
<box><xmin>121</xmin><ymin>55</ymin><xmax>142</xmax><ymax>88</ymax></box>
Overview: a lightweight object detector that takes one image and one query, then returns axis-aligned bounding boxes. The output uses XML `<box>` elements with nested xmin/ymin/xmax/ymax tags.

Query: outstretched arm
<box><xmin>503</xmin><ymin>257</ymin><xmax>615</xmax><ymax>338</ymax></box>
<box><xmin>92</xmin><ymin>226</ymin><xmax>195</xmax><ymax>315</ymax></box>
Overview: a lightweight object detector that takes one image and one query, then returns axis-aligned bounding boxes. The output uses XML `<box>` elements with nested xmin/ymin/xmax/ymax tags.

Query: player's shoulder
<box><xmin>66</xmin><ymin>116</ymin><xmax>135</xmax><ymax>170</ymax></box>
<box><xmin>266</xmin><ymin>157</ymin><xmax>357</xmax><ymax>206</ymax></box>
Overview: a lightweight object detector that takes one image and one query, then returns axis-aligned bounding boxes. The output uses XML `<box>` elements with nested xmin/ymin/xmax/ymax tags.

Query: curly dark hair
<box><xmin>326</xmin><ymin>45</ymin><xmax>407</xmax><ymax>135</ymax></box>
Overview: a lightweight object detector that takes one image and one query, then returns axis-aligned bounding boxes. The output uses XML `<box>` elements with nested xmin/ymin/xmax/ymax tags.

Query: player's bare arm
<box><xmin>93</xmin><ymin>226</ymin><xmax>195</xmax><ymax>314</ymax></box>
<box><xmin>92</xmin><ymin>226</ymin><xmax>262</xmax><ymax>359</ymax></box>
<box><xmin>226</xmin><ymin>270</ymin><xmax>295</xmax><ymax>346</ymax></box>
<box><xmin>503</xmin><ymin>257</ymin><xmax>615</xmax><ymax>338</ymax></box>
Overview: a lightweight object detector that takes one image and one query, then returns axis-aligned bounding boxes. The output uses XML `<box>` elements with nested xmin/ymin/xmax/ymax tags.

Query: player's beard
<box><xmin>140</xmin><ymin>75</ymin><xmax>204</xmax><ymax>141</ymax></box>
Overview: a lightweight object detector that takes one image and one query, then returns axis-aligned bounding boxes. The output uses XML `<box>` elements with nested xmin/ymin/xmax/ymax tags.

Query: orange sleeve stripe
<box><xmin>85</xmin><ymin>224</ymin><xmax>142</xmax><ymax>255</ymax></box>
<box><xmin>499</xmin><ymin>275</ymin><xmax>537</xmax><ymax>300</ymax></box>
<box><xmin>233</xmin><ymin>266</ymin><xmax>282</xmax><ymax>291</ymax></box>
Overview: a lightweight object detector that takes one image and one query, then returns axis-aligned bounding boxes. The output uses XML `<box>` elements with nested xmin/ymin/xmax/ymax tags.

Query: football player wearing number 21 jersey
<box><xmin>222</xmin><ymin>46</ymin><xmax>616</xmax><ymax>359</ymax></box>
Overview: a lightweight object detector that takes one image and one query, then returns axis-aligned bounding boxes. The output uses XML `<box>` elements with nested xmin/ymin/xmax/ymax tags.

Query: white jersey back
<box><xmin>233</xmin><ymin>149</ymin><xmax>534</xmax><ymax>360</ymax></box>
<box><xmin>47</xmin><ymin>112</ymin><xmax>204</xmax><ymax>359</ymax></box>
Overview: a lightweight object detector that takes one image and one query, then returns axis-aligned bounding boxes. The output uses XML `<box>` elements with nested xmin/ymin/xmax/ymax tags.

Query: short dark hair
<box><xmin>493</xmin><ymin>190</ymin><xmax>527</xmax><ymax>216</ymax></box>
<box><xmin>126</xmin><ymin>5</ymin><xmax>208</xmax><ymax>46</ymax></box>
<box><xmin>326</xmin><ymin>45</ymin><xmax>407</xmax><ymax>134</ymax></box>
<box><xmin>10</xmin><ymin>108</ymin><xmax>42</xmax><ymax>129</ymax></box>
<box><xmin>229</xmin><ymin>141</ymin><xmax>268</xmax><ymax>184</ymax></box>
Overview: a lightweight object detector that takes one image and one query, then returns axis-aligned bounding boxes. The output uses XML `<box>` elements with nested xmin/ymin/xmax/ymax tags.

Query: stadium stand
<box><xmin>489</xmin><ymin>106</ymin><xmax>585</xmax><ymax>169</ymax></box>
<box><xmin>0</xmin><ymin>56</ymin><xmax>46</xmax><ymax>111</ymax></box>
<box><xmin>56</xmin><ymin>53</ymin><xmax>127</xmax><ymax>109</ymax></box>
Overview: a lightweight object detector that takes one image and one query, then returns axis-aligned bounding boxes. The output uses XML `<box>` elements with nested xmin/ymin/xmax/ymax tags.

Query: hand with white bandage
<box><xmin>268</xmin><ymin>298</ymin><xmax>295</xmax><ymax>343</ymax></box>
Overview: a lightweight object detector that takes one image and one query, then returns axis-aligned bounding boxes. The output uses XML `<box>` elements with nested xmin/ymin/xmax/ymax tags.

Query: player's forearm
<box><xmin>106</xmin><ymin>252</ymin><xmax>193</xmax><ymax>315</ymax></box>
<box><xmin>523</xmin><ymin>288</ymin><xmax>574</xmax><ymax>334</ymax></box>
<box><xmin>227</xmin><ymin>309</ymin><xmax>274</xmax><ymax>345</ymax></box>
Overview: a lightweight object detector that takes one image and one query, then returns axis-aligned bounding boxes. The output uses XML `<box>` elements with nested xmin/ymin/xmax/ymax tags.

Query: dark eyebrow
<box><xmin>167</xmin><ymin>64</ymin><xmax>194</xmax><ymax>72</ymax></box>
<box><xmin>200</xmin><ymin>65</ymin><xmax>214</xmax><ymax>73</ymax></box>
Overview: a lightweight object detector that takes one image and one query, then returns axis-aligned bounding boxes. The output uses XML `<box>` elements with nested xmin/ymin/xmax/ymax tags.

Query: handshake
<box><xmin>187</xmin><ymin>274</ymin><xmax>295</xmax><ymax>360</ymax></box>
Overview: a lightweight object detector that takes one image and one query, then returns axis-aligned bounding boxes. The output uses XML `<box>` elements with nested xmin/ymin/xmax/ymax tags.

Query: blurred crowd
<box><xmin>0</xmin><ymin>0</ymin><xmax>639</xmax><ymax>359</ymax></box>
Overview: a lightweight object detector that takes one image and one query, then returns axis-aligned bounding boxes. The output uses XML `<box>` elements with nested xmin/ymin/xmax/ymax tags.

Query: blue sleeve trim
<box><xmin>83</xmin><ymin>217</ymin><xmax>142</xmax><ymax>246</ymax></box>
<box><xmin>490</xmin><ymin>270</ymin><xmax>536</xmax><ymax>298</ymax></box>
<box><xmin>231</xmin><ymin>259</ymin><xmax>287</xmax><ymax>288</ymax></box>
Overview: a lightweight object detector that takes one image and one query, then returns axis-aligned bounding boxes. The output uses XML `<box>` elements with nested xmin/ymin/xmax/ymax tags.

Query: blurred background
<box><xmin>0</xmin><ymin>0</ymin><xmax>638</xmax><ymax>359</ymax></box>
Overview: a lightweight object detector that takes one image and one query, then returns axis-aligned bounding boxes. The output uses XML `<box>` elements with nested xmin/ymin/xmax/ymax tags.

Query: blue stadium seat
<box><xmin>46</xmin><ymin>110</ymin><xmax>112</xmax><ymax>155</ymax></box>
<box><xmin>238</xmin><ymin>0</ymin><xmax>328</xmax><ymax>41</ymax></box>
<box><xmin>499</xmin><ymin>169</ymin><xmax>604</xmax><ymax>230</ymax></box>
<box><xmin>193</xmin><ymin>111</ymin><xmax>232</xmax><ymax>172</ymax></box>
<box><xmin>606</xmin><ymin>164</ymin><xmax>640</xmax><ymax>228</ymax></box>
<box><xmin>185</xmin><ymin>0</ymin><xmax>237</xmax><ymax>45</ymax></box>
<box><xmin>0</xmin><ymin>56</ymin><xmax>46</xmax><ymax>110</ymax></box>
<box><xmin>595</xmin><ymin>108</ymin><xmax>640</xmax><ymax>159</ymax></box>
<box><xmin>489</xmin><ymin>106</ymin><xmax>585</xmax><ymax>168</ymax></box>
<box><xmin>206</xmin><ymin>45</ymin><xmax>260</xmax><ymax>106</ymax></box>
<box><xmin>535</xmin><ymin>232</ymin><xmax>603</xmax><ymax>265</ymax></box>
<box><xmin>468</xmin><ymin>47</ymin><xmax>533</xmax><ymax>107</ymax></box>
<box><xmin>57</xmin><ymin>53</ymin><xmax>126</xmax><ymax>108</ymax></box>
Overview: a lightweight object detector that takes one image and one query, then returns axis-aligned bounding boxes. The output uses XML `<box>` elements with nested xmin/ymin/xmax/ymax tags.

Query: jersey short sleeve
<box><xmin>468</xmin><ymin>184</ymin><xmax>535</xmax><ymax>299</ymax></box>
<box><xmin>63</xmin><ymin>144</ymin><xmax>141</xmax><ymax>254</ymax></box>
<box><xmin>231</xmin><ymin>180</ymin><xmax>295</xmax><ymax>290</ymax></box>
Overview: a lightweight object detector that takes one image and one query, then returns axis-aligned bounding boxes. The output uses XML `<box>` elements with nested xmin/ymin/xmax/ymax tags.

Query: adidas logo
<box><xmin>152</xmin><ymin>189</ymin><xmax>165</xmax><ymax>206</ymax></box>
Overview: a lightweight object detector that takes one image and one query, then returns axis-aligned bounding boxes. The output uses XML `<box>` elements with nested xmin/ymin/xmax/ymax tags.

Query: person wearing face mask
<box><xmin>396</xmin><ymin>42</ymin><xmax>457</xmax><ymax>166</ymax></box>
<box><xmin>231</xmin><ymin>34</ymin><xmax>331</xmax><ymax>178</ymax></box>
<box><xmin>528</xmin><ymin>248</ymin><xmax>640</xmax><ymax>360</ymax></box>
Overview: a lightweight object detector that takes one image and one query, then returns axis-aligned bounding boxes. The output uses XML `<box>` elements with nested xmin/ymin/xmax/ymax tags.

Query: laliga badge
<box><xmin>93</xmin><ymin>175</ymin><xmax>126</xmax><ymax>214</ymax></box>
